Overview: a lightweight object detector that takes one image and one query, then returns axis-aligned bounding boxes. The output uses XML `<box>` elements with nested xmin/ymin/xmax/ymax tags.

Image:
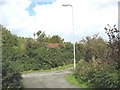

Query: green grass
<box><xmin>66</xmin><ymin>74</ymin><xmax>92</xmax><ymax>89</ymax></box>
<box><xmin>22</xmin><ymin>64</ymin><xmax>73</xmax><ymax>74</ymax></box>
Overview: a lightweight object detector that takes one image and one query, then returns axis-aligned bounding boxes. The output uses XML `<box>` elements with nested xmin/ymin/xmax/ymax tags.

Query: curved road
<box><xmin>22</xmin><ymin>68</ymin><xmax>78</xmax><ymax>88</ymax></box>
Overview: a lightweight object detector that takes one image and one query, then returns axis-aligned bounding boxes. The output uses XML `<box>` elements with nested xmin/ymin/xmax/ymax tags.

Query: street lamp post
<box><xmin>62</xmin><ymin>4</ymin><xmax>76</xmax><ymax>70</ymax></box>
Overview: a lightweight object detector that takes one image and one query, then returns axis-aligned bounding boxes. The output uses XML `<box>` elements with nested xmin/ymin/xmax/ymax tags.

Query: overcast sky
<box><xmin>0</xmin><ymin>0</ymin><xmax>119</xmax><ymax>42</ymax></box>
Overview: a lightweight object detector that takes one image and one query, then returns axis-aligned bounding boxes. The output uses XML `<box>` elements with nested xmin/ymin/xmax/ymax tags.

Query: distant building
<box><xmin>47</xmin><ymin>43</ymin><xmax>65</xmax><ymax>48</ymax></box>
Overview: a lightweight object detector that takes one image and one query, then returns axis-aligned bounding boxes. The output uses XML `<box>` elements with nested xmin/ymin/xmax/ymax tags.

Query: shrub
<box><xmin>75</xmin><ymin>60</ymin><xmax>120</xmax><ymax>88</ymax></box>
<box><xmin>2</xmin><ymin>63</ymin><xmax>23</xmax><ymax>89</ymax></box>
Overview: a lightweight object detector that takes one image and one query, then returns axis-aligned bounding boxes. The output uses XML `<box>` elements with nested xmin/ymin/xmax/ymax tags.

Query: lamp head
<box><xmin>62</xmin><ymin>4</ymin><xmax>72</xmax><ymax>7</ymax></box>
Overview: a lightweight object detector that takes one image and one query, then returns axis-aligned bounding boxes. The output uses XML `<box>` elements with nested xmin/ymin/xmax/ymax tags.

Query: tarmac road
<box><xmin>22</xmin><ymin>68</ymin><xmax>78</xmax><ymax>88</ymax></box>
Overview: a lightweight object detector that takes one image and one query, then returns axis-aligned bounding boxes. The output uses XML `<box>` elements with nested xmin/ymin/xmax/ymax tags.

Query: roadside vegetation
<box><xmin>1</xmin><ymin>24</ymin><xmax>120</xmax><ymax>89</ymax></box>
<box><xmin>67</xmin><ymin>24</ymin><xmax>120</xmax><ymax>88</ymax></box>
<box><xmin>66</xmin><ymin>74</ymin><xmax>90</xmax><ymax>88</ymax></box>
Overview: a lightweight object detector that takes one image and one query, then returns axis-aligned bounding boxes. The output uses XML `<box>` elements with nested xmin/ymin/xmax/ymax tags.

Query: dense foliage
<box><xmin>1</xmin><ymin>25</ymin><xmax>23</xmax><ymax>89</ymax></box>
<box><xmin>1</xmin><ymin>25</ymin><xmax>74</xmax><ymax>89</ymax></box>
<box><xmin>75</xmin><ymin>60</ymin><xmax>119</xmax><ymax>88</ymax></box>
<box><xmin>1</xmin><ymin>23</ymin><xmax>119</xmax><ymax>89</ymax></box>
<box><xmin>75</xmin><ymin>25</ymin><xmax>120</xmax><ymax>88</ymax></box>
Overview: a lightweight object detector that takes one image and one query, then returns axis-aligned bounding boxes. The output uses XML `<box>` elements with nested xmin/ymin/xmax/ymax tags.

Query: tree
<box><xmin>36</xmin><ymin>30</ymin><xmax>47</xmax><ymax>43</ymax></box>
<box><xmin>104</xmin><ymin>24</ymin><xmax>120</xmax><ymax>62</ymax></box>
<box><xmin>36</xmin><ymin>30</ymin><xmax>42</xmax><ymax>37</ymax></box>
<box><xmin>79</xmin><ymin>34</ymin><xmax>109</xmax><ymax>62</ymax></box>
<box><xmin>50</xmin><ymin>35</ymin><xmax>64</xmax><ymax>43</ymax></box>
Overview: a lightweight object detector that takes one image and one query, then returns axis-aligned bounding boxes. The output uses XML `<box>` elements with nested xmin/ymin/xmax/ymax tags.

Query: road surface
<box><xmin>22</xmin><ymin>68</ymin><xmax>78</xmax><ymax>88</ymax></box>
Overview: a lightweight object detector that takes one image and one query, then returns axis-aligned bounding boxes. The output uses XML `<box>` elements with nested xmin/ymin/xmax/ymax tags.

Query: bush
<box><xmin>1</xmin><ymin>25</ymin><xmax>23</xmax><ymax>89</ymax></box>
<box><xmin>2</xmin><ymin>63</ymin><xmax>23</xmax><ymax>89</ymax></box>
<box><xmin>75</xmin><ymin>60</ymin><xmax>120</xmax><ymax>88</ymax></box>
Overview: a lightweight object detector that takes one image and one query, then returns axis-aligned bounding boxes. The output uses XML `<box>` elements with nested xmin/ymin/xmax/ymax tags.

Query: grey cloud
<box><xmin>0</xmin><ymin>0</ymin><xmax>8</xmax><ymax>5</ymax></box>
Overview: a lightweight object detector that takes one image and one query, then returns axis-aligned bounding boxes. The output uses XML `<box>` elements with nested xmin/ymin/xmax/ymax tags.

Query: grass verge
<box><xmin>66</xmin><ymin>74</ymin><xmax>91</xmax><ymax>88</ymax></box>
<box><xmin>22</xmin><ymin>64</ymin><xmax>73</xmax><ymax>74</ymax></box>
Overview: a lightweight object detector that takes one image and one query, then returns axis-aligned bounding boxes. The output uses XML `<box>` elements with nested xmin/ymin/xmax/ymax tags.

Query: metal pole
<box><xmin>71</xmin><ymin>6</ymin><xmax>76</xmax><ymax>71</ymax></box>
<box><xmin>62</xmin><ymin>4</ymin><xmax>76</xmax><ymax>70</ymax></box>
